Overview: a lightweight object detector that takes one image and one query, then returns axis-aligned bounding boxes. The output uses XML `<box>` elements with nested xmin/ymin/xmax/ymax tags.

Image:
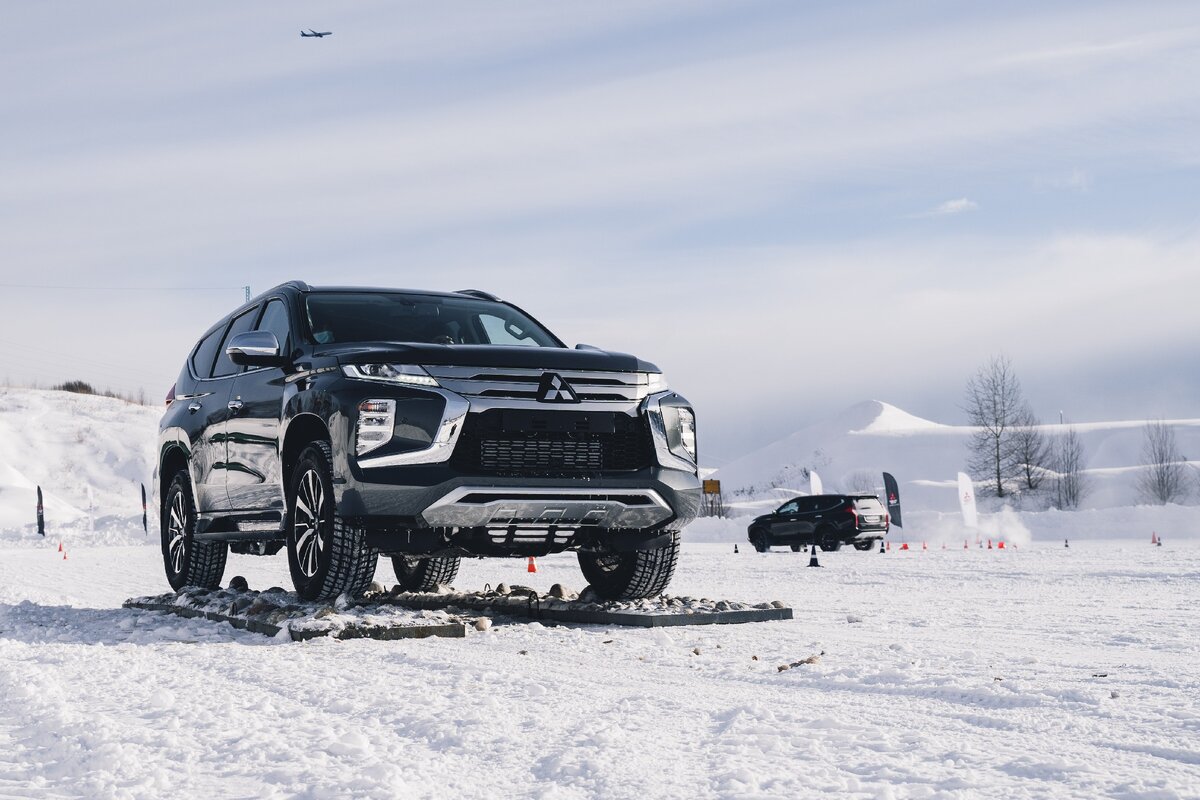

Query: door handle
<box><xmin>187</xmin><ymin>402</ymin><xmax>202</xmax><ymax>413</ymax></box>
<box><xmin>228</xmin><ymin>399</ymin><xmax>244</xmax><ymax>413</ymax></box>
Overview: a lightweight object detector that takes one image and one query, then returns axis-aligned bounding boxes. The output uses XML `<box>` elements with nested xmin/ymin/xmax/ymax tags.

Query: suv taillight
<box><xmin>165</xmin><ymin>384</ymin><xmax>176</xmax><ymax>407</ymax></box>
<box><xmin>846</xmin><ymin>504</ymin><xmax>858</xmax><ymax>524</ymax></box>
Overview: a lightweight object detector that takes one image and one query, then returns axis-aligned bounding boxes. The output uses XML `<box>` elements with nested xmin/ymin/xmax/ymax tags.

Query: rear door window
<box><xmin>211</xmin><ymin>307</ymin><xmax>260</xmax><ymax>378</ymax></box>
<box><xmin>191</xmin><ymin>325</ymin><xmax>226</xmax><ymax>379</ymax></box>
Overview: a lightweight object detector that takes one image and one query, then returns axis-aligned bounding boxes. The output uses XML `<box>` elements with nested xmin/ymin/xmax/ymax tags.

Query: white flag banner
<box><xmin>810</xmin><ymin>470</ymin><xmax>823</xmax><ymax>496</ymax></box>
<box><xmin>957</xmin><ymin>472</ymin><xmax>978</xmax><ymax>529</ymax></box>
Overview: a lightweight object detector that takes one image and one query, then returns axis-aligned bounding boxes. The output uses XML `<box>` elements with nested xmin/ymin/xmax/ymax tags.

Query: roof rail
<box><xmin>454</xmin><ymin>289</ymin><xmax>502</xmax><ymax>302</ymax></box>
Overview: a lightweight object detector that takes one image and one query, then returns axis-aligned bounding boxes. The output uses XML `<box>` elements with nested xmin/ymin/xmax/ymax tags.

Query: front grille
<box><xmin>452</xmin><ymin>410</ymin><xmax>652</xmax><ymax>475</ymax></box>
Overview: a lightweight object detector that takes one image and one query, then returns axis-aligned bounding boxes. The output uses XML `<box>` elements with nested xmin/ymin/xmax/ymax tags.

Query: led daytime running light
<box><xmin>342</xmin><ymin>363</ymin><xmax>440</xmax><ymax>387</ymax></box>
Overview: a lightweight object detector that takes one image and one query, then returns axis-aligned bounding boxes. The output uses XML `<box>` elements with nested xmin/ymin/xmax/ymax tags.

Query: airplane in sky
<box><xmin>300</xmin><ymin>29</ymin><xmax>332</xmax><ymax>38</ymax></box>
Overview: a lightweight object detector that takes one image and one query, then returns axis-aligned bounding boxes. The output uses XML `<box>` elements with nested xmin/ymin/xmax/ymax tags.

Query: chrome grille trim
<box><xmin>425</xmin><ymin>366</ymin><xmax>652</xmax><ymax>403</ymax></box>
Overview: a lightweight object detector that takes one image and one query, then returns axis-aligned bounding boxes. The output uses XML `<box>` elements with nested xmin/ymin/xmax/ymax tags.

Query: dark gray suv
<box><xmin>747</xmin><ymin>494</ymin><xmax>889</xmax><ymax>552</ymax></box>
<box><xmin>156</xmin><ymin>282</ymin><xmax>701</xmax><ymax>601</ymax></box>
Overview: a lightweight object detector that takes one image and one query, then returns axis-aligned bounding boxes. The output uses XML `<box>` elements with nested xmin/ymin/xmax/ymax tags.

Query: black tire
<box><xmin>750</xmin><ymin>529</ymin><xmax>770</xmax><ymax>553</ymax></box>
<box><xmin>578</xmin><ymin>532</ymin><xmax>680</xmax><ymax>599</ymax></box>
<box><xmin>853</xmin><ymin>540</ymin><xmax>874</xmax><ymax>551</ymax></box>
<box><xmin>161</xmin><ymin>471</ymin><xmax>226</xmax><ymax>591</ymax></box>
<box><xmin>817</xmin><ymin>528</ymin><xmax>843</xmax><ymax>552</ymax></box>
<box><xmin>286</xmin><ymin>442</ymin><xmax>377</xmax><ymax>601</ymax></box>
<box><xmin>392</xmin><ymin>555</ymin><xmax>461</xmax><ymax>592</ymax></box>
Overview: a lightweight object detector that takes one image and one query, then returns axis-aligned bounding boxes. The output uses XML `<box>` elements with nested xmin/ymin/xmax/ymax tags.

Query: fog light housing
<box><xmin>356</xmin><ymin>399</ymin><xmax>396</xmax><ymax>456</ymax></box>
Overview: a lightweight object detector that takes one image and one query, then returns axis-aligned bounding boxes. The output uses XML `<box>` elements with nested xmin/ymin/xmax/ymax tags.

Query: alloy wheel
<box><xmin>293</xmin><ymin>468</ymin><xmax>326</xmax><ymax>578</ymax></box>
<box><xmin>167</xmin><ymin>491</ymin><xmax>188</xmax><ymax>575</ymax></box>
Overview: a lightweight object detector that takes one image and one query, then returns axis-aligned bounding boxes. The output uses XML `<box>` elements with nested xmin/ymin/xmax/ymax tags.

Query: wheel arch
<box><xmin>157</xmin><ymin>432</ymin><xmax>193</xmax><ymax>514</ymax></box>
<box><xmin>281</xmin><ymin>413</ymin><xmax>332</xmax><ymax>487</ymax></box>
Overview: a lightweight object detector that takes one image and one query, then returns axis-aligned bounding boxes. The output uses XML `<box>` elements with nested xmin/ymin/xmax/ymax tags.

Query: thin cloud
<box><xmin>1035</xmin><ymin>168</ymin><xmax>1091</xmax><ymax>191</ymax></box>
<box><xmin>910</xmin><ymin>198</ymin><xmax>978</xmax><ymax>218</ymax></box>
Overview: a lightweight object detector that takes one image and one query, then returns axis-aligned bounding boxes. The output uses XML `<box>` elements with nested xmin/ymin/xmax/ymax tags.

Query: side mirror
<box><xmin>226</xmin><ymin>331</ymin><xmax>288</xmax><ymax>368</ymax></box>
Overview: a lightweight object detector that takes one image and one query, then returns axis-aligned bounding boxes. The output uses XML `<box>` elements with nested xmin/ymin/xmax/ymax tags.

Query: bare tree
<box><xmin>1053</xmin><ymin>427</ymin><xmax>1088</xmax><ymax>509</ymax></box>
<box><xmin>842</xmin><ymin>470</ymin><xmax>878</xmax><ymax>495</ymax></box>
<box><xmin>1136</xmin><ymin>419</ymin><xmax>1189</xmax><ymax>505</ymax></box>
<box><xmin>963</xmin><ymin>355</ymin><xmax>1024</xmax><ymax>497</ymax></box>
<box><xmin>1010</xmin><ymin>402</ymin><xmax>1051</xmax><ymax>491</ymax></box>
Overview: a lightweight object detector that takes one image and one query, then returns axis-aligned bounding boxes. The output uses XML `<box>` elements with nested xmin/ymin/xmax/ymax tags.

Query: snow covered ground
<box><xmin>2</xmin><ymin>539</ymin><xmax>1198</xmax><ymax>799</ymax></box>
<box><xmin>2</xmin><ymin>388</ymin><xmax>1198</xmax><ymax>797</ymax></box>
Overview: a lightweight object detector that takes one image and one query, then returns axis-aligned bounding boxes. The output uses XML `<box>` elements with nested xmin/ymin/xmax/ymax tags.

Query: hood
<box><xmin>316</xmin><ymin>342</ymin><xmax>660</xmax><ymax>373</ymax></box>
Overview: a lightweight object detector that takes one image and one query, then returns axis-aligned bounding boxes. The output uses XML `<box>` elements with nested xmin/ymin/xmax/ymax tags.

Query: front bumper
<box><xmin>336</xmin><ymin>465</ymin><xmax>702</xmax><ymax>532</ymax></box>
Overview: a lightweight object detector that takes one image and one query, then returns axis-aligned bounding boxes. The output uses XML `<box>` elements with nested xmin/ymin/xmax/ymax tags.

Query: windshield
<box><xmin>853</xmin><ymin>497</ymin><xmax>884</xmax><ymax>512</ymax></box>
<box><xmin>305</xmin><ymin>293</ymin><xmax>562</xmax><ymax>347</ymax></box>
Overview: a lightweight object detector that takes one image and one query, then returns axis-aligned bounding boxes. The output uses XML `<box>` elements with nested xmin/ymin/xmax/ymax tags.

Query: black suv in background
<box><xmin>747</xmin><ymin>494</ymin><xmax>889</xmax><ymax>553</ymax></box>
<box><xmin>156</xmin><ymin>282</ymin><xmax>701</xmax><ymax>600</ymax></box>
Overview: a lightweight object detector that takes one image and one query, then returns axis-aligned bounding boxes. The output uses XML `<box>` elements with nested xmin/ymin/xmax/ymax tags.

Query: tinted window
<box><xmin>777</xmin><ymin>500</ymin><xmax>799</xmax><ymax>514</ymax></box>
<box><xmin>191</xmin><ymin>325</ymin><xmax>226</xmax><ymax>379</ymax></box>
<box><xmin>255</xmin><ymin>299</ymin><xmax>292</xmax><ymax>355</ymax></box>
<box><xmin>854</xmin><ymin>497</ymin><xmax>884</xmax><ymax>512</ymax></box>
<box><xmin>305</xmin><ymin>293</ymin><xmax>560</xmax><ymax>347</ymax></box>
<box><xmin>212</xmin><ymin>307</ymin><xmax>259</xmax><ymax>378</ymax></box>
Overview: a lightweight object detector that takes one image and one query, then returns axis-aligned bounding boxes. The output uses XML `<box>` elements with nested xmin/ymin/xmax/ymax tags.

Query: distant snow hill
<box><xmin>714</xmin><ymin>400</ymin><xmax>1200</xmax><ymax>516</ymax></box>
<box><xmin>0</xmin><ymin>388</ymin><xmax>160</xmax><ymax>545</ymax></box>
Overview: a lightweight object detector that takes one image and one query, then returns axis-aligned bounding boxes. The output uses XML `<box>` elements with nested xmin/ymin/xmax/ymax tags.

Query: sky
<box><xmin>1</xmin><ymin>1</ymin><xmax>1198</xmax><ymax>464</ymax></box>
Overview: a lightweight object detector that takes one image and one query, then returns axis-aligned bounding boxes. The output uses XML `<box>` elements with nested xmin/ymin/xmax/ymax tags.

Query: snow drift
<box><xmin>0</xmin><ymin>388</ymin><xmax>159</xmax><ymax>546</ymax></box>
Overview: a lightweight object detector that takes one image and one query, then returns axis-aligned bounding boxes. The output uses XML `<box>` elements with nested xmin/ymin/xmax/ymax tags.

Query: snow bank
<box><xmin>0</xmin><ymin>388</ymin><xmax>159</xmax><ymax>547</ymax></box>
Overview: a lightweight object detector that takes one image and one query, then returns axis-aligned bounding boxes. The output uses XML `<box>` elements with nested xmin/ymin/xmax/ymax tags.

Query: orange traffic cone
<box><xmin>964</xmin><ymin>540</ymin><xmax>968</xmax><ymax>550</ymax></box>
<box><xmin>900</xmin><ymin>542</ymin><xmax>909</xmax><ymax>551</ymax></box>
<box><xmin>527</xmin><ymin>556</ymin><xmax>537</xmax><ymax>573</ymax></box>
<box><xmin>998</xmin><ymin>541</ymin><xmax>1006</xmax><ymax>550</ymax></box>
<box><xmin>1151</xmin><ymin>532</ymin><xmax>1158</xmax><ymax>545</ymax></box>
<box><xmin>62</xmin><ymin>549</ymin><xmax>67</xmax><ymax>561</ymax></box>
<box><xmin>987</xmin><ymin>539</ymin><xmax>993</xmax><ymax>550</ymax></box>
<box><xmin>886</xmin><ymin>540</ymin><xmax>891</xmax><ymax>552</ymax></box>
<box><xmin>58</xmin><ymin>542</ymin><xmax>63</xmax><ymax>553</ymax></box>
<box><xmin>922</xmin><ymin>541</ymin><xmax>927</xmax><ymax>551</ymax></box>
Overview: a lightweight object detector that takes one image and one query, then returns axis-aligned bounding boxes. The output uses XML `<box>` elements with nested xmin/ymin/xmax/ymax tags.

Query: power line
<box><xmin>0</xmin><ymin>284</ymin><xmax>244</xmax><ymax>292</ymax></box>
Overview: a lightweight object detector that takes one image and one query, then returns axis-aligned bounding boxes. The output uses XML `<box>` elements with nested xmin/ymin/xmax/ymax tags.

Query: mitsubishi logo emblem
<box><xmin>537</xmin><ymin>372</ymin><xmax>579</xmax><ymax>403</ymax></box>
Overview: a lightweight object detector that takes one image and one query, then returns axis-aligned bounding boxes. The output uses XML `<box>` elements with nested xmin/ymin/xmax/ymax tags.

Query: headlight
<box><xmin>342</xmin><ymin>364</ymin><xmax>439</xmax><ymax>387</ymax></box>
<box><xmin>645</xmin><ymin>372</ymin><xmax>668</xmax><ymax>393</ymax></box>
<box><xmin>676</xmin><ymin>407</ymin><xmax>697</xmax><ymax>462</ymax></box>
<box><xmin>356</xmin><ymin>399</ymin><xmax>396</xmax><ymax>456</ymax></box>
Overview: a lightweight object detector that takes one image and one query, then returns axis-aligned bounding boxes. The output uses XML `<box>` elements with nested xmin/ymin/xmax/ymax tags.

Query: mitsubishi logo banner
<box><xmin>882</xmin><ymin>471</ymin><xmax>902</xmax><ymax>528</ymax></box>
